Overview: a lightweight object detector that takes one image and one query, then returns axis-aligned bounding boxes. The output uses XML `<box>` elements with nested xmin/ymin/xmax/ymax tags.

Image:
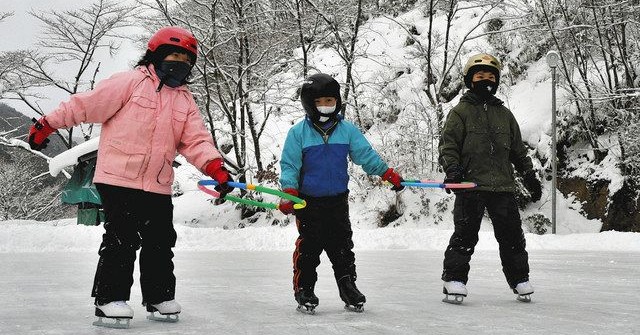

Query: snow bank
<box><xmin>1</xmin><ymin>219</ymin><xmax>638</xmax><ymax>253</ymax></box>
<box><xmin>48</xmin><ymin>136</ymin><xmax>99</xmax><ymax>177</ymax></box>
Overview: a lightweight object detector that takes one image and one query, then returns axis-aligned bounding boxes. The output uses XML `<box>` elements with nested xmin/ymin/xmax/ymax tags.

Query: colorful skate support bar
<box><xmin>401</xmin><ymin>180</ymin><xmax>477</xmax><ymax>189</ymax></box>
<box><xmin>198</xmin><ymin>180</ymin><xmax>306</xmax><ymax>210</ymax></box>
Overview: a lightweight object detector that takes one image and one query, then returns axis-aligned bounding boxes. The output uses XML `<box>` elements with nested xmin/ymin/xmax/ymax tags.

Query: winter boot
<box><xmin>337</xmin><ymin>275</ymin><xmax>366</xmax><ymax>312</ymax></box>
<box><xmin>442</xmin><ymin>281</ymin><xmax>467</xmax><ymax>304</ymax></box>
<box><xmin>93</xmin><ymin>301</ymin><xmax>134</xmax><ymax>328</ymax></box>
<box><xmin>295</xmin><ymin>287</ymin><xmax>319</xmax><ymax>314</ymax></box>
<box><xmin>146</xmin><ymin>299</ymin><xmax>181</xmax><ymax>322</ymax></box>
<box><xmin>513</xmin><ymin>281</ymin><xmax>534</xmax><ymax>302</ymax></box>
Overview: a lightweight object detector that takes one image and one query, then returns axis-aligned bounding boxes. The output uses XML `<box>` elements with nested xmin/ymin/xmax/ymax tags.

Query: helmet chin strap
<box><xmin>156</xmin><ymin>74</ymin><xmax>167</xmax><ymax>92</ymax></box>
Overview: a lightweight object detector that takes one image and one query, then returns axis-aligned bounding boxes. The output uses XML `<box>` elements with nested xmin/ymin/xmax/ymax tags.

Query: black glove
<box><xmin>522</xmin><ymin>170</ymin><xmax>542</xmax><ymax>202</ymax></box>
<box><xmin>444</xmin><ymin>164</ymin><xmax>464</xmax><ymax>194</ymax></box>
<box><xmin>214</xmin><ymin>173</ymin><xmax>235</xmax><ymax>198</ymax></box>
<box><xmin>204</xmin><ymin>158</ymin><xmax>235</xmax><ymax>198</ymax></box>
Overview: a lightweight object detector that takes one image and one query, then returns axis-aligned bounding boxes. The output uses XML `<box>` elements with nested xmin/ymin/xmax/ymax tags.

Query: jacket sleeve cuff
<box><xmin>282</xmin><ymin>188</ymin><xmax>299</xmax><ymax>196</ymax></box>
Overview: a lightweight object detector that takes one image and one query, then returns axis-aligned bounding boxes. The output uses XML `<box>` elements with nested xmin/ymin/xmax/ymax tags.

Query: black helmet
<box><xmin>300</xmin><ymin>73</ymin><xmax>342</xmax><ymax>123</ymax></box>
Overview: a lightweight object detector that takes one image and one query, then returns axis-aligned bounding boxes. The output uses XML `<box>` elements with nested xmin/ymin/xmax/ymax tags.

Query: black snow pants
<box><xmin>292</xmin><ymin>191</ymin><xmax>356</xmax><ymax>293</ymax></box>
<box><xmin>92</xmin><ymin>183</ymin><xmax>177</xmax><ymax>305</ymax></box>
<box><xmin>442</xmin><ymin>191</ymin><xmax>530</xmax><ymax>288</ymax></box>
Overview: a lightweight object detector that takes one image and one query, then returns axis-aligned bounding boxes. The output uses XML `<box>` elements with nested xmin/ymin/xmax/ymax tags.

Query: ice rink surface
<box><xmin>1</xmin><ymin>250</ymin><xmax>638</xmax><ymax>334</ymax></box>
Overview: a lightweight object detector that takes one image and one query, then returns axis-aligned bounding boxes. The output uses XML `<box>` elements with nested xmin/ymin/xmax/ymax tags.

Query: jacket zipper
<box><xmin>313</xmin><ymin>121</ymin><xmax>338</xmax><ymax>144</ymax></box>
<box><xmin>483</xmin><ymin>103</ymin><xmax>495</xmax><ymax>155</ymax></box>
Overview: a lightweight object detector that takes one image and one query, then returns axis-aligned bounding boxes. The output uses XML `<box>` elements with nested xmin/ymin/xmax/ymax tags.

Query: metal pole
<box><xmin>551</xmin><ymin>66</ymin><xmax>557</xmax><ymax>234</ymax></box>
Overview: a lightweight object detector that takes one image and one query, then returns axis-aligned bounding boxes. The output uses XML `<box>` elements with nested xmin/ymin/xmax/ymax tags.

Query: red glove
<box><xmin>381</xmin><ymin>168</ymin><xmax>404</xmax><ymax>191</ymax></box>
<box><xmin>28</xmin><ymin>117</ymin><xmax>56</xmax><ymax>151</ymax></box>
<box><xmin>204</xmin><ymin>158</ymin><xmax>234</xmax><ymax>197</ymax></box>
<box><xmin>279</xmin><ymin>188</ymin><xmax>299</xmax><ymax>215</ymax></box>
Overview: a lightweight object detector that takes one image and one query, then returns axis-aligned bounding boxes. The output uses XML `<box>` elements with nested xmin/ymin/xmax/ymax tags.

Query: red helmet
<box><xmin>148</xmin><ymin>26</ymin><xmax>197</xmax><ymax>56</ymax></box>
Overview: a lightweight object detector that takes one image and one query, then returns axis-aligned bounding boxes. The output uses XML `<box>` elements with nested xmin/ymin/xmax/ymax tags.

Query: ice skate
<box><xmin>92</xmin><ymin>301</ymin><xmax>134</xmax><ymax>329</ymax></box>
<box><xmin>513</xmin><ymin>281</ymin><xmax>534</xmax><ymax>302</ymax></box>
<box><xmin>337</xmin><ymin>275</ymin><xmax>366</xmax><ymax>313</ymax></box>
<box><xmin>295</xmin><ymin>288</ymin><xmax>319</xmax><ymax>314</ymax></box>
<box><xmin>146</xmin><ymin>300</ymin><xmax>181</xmax><ymax>322</ymax></box>
<box><xmin>442</xmin><ymin>281</ymin><xmax>467</xmax><ymax>304</ymax></box>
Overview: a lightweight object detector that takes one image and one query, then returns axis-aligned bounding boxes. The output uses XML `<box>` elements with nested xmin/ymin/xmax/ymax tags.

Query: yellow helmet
<box><xmin>463</xmin><ymin>53</ymin><xmax>502</xmax><ymax>89</ymax></box>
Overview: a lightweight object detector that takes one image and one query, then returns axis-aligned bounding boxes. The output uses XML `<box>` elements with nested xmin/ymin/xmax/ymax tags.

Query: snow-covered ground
<box><xmin>1</xmin><ymin>246</ymin><xmax>638</xmax><ymax>334</ymax></box>
<box><xmin>2</xmin><ymin>219</ymin><xmax>637</xmax><ymax>253</ymax></box>
<box><xmin>1</xmin><ymin>186</ymin><xmax>637</xmax><ymax>334</ymax></box>
<box><xmin>1</xmin><ymin>218</ymin><xmax>638</xmax><ymax>334</ymax></box>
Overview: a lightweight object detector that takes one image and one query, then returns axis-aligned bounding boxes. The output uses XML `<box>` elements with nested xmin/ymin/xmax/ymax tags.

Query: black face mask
<box><xmin>155</xmin><ymin>61</ymin><xmax>192</xmax><ymax>88</ymax></box>
<box><xmin>470</xmin><ymin>79</ymin><xmax>497</xmax><ymax>99</ymax></box>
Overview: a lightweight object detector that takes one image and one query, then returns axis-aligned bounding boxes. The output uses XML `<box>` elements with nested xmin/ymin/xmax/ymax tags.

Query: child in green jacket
<box><xmin>439</xmin><ymin>53</ymin><xmax>542</xmax><ymax>304</ymax></box>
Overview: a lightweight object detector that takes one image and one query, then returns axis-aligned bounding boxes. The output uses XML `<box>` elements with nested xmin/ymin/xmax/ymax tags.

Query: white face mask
<box><xmin>316</xmin><ymin>105</ymin><xmax>336</xmax><ymax>115</ymax></box>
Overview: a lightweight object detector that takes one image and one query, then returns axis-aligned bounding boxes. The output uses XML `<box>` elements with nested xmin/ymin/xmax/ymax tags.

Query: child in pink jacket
<box><xmin>27</xmin><ymin>27</ymin><xmax>232</xmax><ymax>326</ymax></box>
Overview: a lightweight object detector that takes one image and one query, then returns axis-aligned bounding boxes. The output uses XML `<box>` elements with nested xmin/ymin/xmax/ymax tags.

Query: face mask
<box><xmin>470</xmin><ymin>79</ymin><xmax>497</xmax><ymax>99</ymax></box>
<box><xmin>155</xmin><ymin>61</ymin><xmax>192</xmax><ymax>88</ymax></box>
<box><xmin>317</xmin><ymin>105</ymin><xmax>336</xmax><ymax>115</ymax></box>
<box><xmin>316</xmin><ymin>105</ymin><xmax>336</xmax><ymax>123</ymax></box>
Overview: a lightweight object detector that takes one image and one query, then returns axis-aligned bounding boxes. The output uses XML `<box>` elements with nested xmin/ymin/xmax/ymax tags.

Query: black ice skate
<box><xmin>295</xmin><ymin>288</ymin><xmax>319</xmax><ymax>314</ymax></box>
<box><xmin>442</xmin><ymin>281</ymin><xmax>467</xmax><ymax>304</ymax></box>
<box><xmin>337</xmin><ymin>275</ymin><xmax>366</xmax><ymax>312</ymax></box>
<box><xmin>146</xmin><ymin>300</ymin><xmax>181</xmax><ymax>322</ymax></box>
<box><xmin>93</xmin><ymin>301</ymin><xmax>134</xmax><ymax>329</ymax></box>
<box><xmin>513</xmin><ymin>281</ymin><xmax>534</xmax><ymax>303</ymax></box>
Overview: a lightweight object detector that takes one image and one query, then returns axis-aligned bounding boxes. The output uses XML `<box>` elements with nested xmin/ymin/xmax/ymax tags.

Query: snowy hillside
<box><xmin>164</xmin><ymin>5</ymin><xmax>606</xmax><ymax>234</ymax></box>
<box><xmin>1</xmin><ymin>2</ymin><xmax>610</xmax><ymax>233</ymax></box>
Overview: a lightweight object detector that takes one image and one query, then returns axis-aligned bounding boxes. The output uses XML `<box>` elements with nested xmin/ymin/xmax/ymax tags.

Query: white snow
<box><xmin>48</xmin><ymin>136</ymin><xmax>99</xmax><ymax>177</ymax></box>
<box><xmin>1</xmin><ymin>219</ymin><xmax>639</xmax><ymax>254</ymax></box>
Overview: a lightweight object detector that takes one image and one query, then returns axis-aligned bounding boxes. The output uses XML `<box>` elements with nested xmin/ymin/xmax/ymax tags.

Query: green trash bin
<box><xmin>60</xmin><ymin>152</ymin><xmax>103</xmax><ymax>226</ymax></box>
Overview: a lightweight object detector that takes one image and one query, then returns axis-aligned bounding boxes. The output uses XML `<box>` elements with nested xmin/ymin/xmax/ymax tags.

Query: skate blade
<box><xmin>92</xmin><ymin>316</ymin><xmax>131</xmax><ymax>329</ymax></box>
<box><xmin>296</xmin><ymin>304</ymin><xmax>317</xmax><ymax>315</ymax></box>
<box><xmin>442</xmin><ymin>294</ymin><xmax>464</xmax><ymax>304</ymax></box>
<box><xmin>516</xmin><ymin>294</ymin><xmax>532</xmax><ymax>303</ymax></box>
<box><xmin>344</xmin><ymin>303</ymin><xmax>364</xmax><ymax>313</ymax></box>
<box><xmin>147</xmin><ymin>311</ymin><xmax>180</xmax><ymax>322</ymax></box>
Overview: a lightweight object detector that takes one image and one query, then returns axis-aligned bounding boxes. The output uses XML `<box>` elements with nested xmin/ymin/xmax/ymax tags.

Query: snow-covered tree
<box><xmin>136</xmin><ymin>0</ymin><xmax>303</xmax><ymax>181</ymax></box>
<box><xmin>1</xmin><ymin>0</ymin><xmax>135</xmax><ymax>148</ymax></box>
<box><xmin>0</xmin><ymin>148</ymin><xmax>70</xmax><ymax>221</ymax></box>
<box><xmin>537</xmin><ymin>0</ymin><xmax>640</xmax><ymax>166</ymax></box>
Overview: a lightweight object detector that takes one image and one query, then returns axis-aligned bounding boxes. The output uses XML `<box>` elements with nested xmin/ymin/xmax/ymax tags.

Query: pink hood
<box><xmin>45</xmin><ymin>65</ymin><xmax>221</xmax><ymax>195</ymax></box>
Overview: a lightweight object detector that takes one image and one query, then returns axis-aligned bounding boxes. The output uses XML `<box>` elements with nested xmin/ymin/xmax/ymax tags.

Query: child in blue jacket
<box><xmin>279</xmin><ymin>73</ymin><xmax>404</xmax><ymax>313</ymax></box>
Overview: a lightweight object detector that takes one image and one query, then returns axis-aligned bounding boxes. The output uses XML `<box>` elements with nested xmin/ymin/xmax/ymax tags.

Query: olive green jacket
<box><xmin>438</xmin><ymin>92</ymin><xmax>533</xmax><ymax>192</ymax></box>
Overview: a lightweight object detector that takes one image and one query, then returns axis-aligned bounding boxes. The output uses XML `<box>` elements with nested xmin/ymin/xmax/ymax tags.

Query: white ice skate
<box><xmin>513</xmin><ymin>281</ymin><xmax>534</xmax><ymax>302</ymax></box>
<box><xmin>442</xmin><ymin>281</ymin><xmax>467</xmax><ymax>304</ymax></box>
<box><xmin>93</xmin><ymin>301</ymin><xmax>134</xmax><ymax>329</ymax></box>
<box><xmin>146</xmin><ymin>300</ymin><xmax>181</xmax><ymax>322</ymax></box>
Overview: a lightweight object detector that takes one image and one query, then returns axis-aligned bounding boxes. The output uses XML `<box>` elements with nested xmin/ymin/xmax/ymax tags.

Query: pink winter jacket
<box><xmin>45</xmin><ymin>65</ymin><xmax>221</xmax><ymax>195</ymax></box>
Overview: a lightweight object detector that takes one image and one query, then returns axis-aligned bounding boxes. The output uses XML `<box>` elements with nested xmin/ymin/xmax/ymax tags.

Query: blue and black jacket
<box><xmin>280</xmin><ymin>116</ymin><xmax>388</xmax><ymax>197</ymax></box>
